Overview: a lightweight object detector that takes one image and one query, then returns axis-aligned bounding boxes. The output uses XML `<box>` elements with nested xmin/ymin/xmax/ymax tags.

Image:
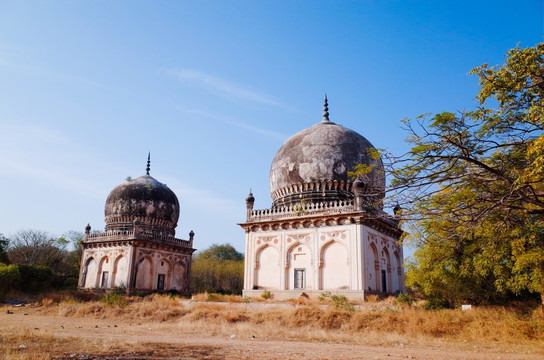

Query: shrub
<box><xmin>423</xmin><ymin>297</ymin><xmax>453</xmax><ymax>310</ymax></box>
<box><xmin>0</xmin><ymin>263</ymin><xmax>20</xmax><ymax>296</ymax></box>
<box><xmin>319</xmin><ymin>292</ymin><xmax>354</xmax><ymax>311</ymax></box>
<box><xmin>395</xmin><ymin>293</ymin><xmax>412</xmax><ymax>306</ymax></box>
<box><xmin>17</xmin><ymin>264</ymin><xmax>57</xmax><ymax>293</ymax></box>
<box><xmin>261</xmin><ymin>290</ymin><xmax>271</xmax><ymax>300</ymax></box>
<box><xmin>207</xmin><ymin>292</ymin><xmax>226</xmax><ymax>302</ymax></box>
<box><xmin>101</xmin><ymin>286</ymin><xmax>128</xmax><ymax>308</ymax></box>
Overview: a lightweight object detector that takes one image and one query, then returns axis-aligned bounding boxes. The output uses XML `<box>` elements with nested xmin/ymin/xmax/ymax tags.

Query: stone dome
<box><xmin>104</xmin><ymin>174</ymin><xmax>180</xmax><ymax>234</ymax></box>
<box><xmin>269</xmin><ymin>101</ymin><xmax>384</xmax><ymax>207</ymax></box>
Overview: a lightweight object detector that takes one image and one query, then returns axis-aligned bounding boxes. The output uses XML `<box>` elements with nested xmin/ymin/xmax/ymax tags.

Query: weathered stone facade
<box><xmin>240</xmin><ymin>97</ymin><xmax>404</xmax><ymax>300</ymax></box>
<box><xmin>79</xmin><ymin>161</ymin><xmax>195</xmax><ymax>293</ymax></box>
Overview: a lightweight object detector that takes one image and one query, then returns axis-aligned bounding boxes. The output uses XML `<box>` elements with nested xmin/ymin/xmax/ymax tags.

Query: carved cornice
<box><xmin>84</xmin><ymin>238</ymin><xmax>195</xmax><ymax>255</ymax></box>
<box><xmin>239</xmin><ymin>210</ymin><xmax>402</xmax><ymax>239</ymax></box>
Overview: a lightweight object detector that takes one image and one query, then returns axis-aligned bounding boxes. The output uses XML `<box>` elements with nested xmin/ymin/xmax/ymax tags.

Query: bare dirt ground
<box><xmin>1</xmin><ymin>305</ymin><xmax>542</xmax><ymax>360</ymax></box>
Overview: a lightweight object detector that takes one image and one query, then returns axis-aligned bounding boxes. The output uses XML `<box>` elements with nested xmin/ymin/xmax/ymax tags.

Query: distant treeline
<box><xmin>0</xmin><ymin>230</ymin><xmax>82</xmax><ymax>295</ymax></box>
<box><xmin>0</xmin><ymin>230</ymin><xmax>244</xmax><ymax>297</ymax></box>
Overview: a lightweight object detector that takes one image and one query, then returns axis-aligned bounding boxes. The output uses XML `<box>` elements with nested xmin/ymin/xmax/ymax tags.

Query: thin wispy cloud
<box><xmin>0</xmin><ymin>121</ymin><xmax>104</xmax><ymax>198</ymax></box>
<box><xmin>0</xmin><ymin>123</ymin><xmax>69</xmax><ymax>145</ymax></box>
<box><xmin>4</xmin><ymin>159</ymin><xmax>104</xmax><ymax>199</ymax></box>
<box><xmin>161</xmin><ymin>176</ymin><xmax>241</xmax><ymax>219</ymax></box>
<box><xmin>178</xmin><ymin>107</ymin><xmax>287</xmax><ymax>140</ymax></box>
<box><xmin>167</xmin><ymin>68</ymin><xmax>281</xmax><ymax>106</ymax></box>
<box><xmin>0</xmin><ymin>61</ymin><xmax>104</xmax><ymax>88</ymax></box>
<box><xmin>0</xmin><ymin>43</ymin><xmax>104</xmax><ymax>88</ymax></box>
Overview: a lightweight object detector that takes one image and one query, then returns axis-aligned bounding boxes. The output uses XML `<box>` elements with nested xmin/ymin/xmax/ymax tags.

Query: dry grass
<box><xmin>0</xmin><ymin>330</ymin><xmax>219</xmax><ymax>360</ymax></box>
<box><xmin>45</xmin><ymin>293</ymin><xmax>544</xmax><ymax>344</ymax></box>
<box><xmin>190</xmin><ymin>292</ymin><xmax>245</xmax><ymax>303</ymax></box>
<box><xmin>3</xmin><ymin>292</ymin><xmax>543</xmax><ymax>358</ymax></box>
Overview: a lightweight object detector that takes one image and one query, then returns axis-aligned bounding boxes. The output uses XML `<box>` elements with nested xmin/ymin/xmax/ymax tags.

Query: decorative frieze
<box><xmin>320</xmin><ymin>230</ymin><xmax>347</xmax><ymax>241</ymax></box>
<box><xmin>286</xmin><ymin>233</ymin><xmax>310</xmax><ymax>243</ymax></box>
<box><xmin>256</xmin><ymin>236</ymin><xmax>278</xmax><ymax>245</ymax></box>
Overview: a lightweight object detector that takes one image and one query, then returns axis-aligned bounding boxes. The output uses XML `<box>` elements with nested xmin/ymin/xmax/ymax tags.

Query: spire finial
<box><xmin>322</xmin><ymin>94</ymin><xmax>330</xmax><ymax>122</ymax></box>
<box><xmin>146</xmin><ymin>152</ymin><xmax>151</xmax><ymax>175</ymax></box>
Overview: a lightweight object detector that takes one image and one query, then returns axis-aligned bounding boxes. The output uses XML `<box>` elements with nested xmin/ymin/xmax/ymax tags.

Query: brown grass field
<box><xmin>1</xmin><ymin>293</ymin><xmax>543</xmax><ymax>359</ymax></box>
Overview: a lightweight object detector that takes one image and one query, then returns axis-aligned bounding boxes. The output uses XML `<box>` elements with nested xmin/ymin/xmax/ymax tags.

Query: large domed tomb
<box><xmin>78</xmin><ymin>155</ymin><xmax>195</xmax><ymax>293</ymax></box>
<box><xmin>240</xmin><ymin>97</ymin><xmax>404</xmax><ymax>301</ymax></box>
<box><xmin>104</xmin><ymin>174</ymin><xmax>180</xmax><ymax>236</ymax></box>
<box><xmin>269</xmin><ymin>112</ymin><xmax>385</xmax><ymax>208</ymax></box>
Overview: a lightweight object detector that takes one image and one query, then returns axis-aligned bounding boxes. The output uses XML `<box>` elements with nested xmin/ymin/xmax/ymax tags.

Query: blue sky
<box><xmin>0</xmin><ymin>1</ymin><xmax>542</xmax><ymax>256</ymax></box>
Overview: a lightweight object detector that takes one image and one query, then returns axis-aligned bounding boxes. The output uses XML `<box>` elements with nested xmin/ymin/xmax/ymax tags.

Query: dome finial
<box><xmin>146</xmin><ymin>152</ymin><xmax>151</xmax><ymax>175</ymax></box>
<box><xmin>322</xmin><ymin>94</ymin><xmax>330</xmax><ymax>122</ymax></box>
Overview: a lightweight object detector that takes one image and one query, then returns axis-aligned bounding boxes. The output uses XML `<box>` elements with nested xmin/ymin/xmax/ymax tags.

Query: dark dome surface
<box><xmin>269</xmin><ymin>120</ymin><xmax>385</xmax><ymax>206</ymax></box>
<box><xmin>105</xmin><ymin>175</ymin><xmax>180</xmax><ymax>225</ymax></box>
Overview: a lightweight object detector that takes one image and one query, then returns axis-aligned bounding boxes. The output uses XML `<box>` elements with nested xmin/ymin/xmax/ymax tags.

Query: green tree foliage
<box><xmin>0</xmin><ymin>234</ymin><xmax>9</xmax><ymax>264</ymax></box>
<box><xmin>58</xmin><ymin>230</ymin><xmax>85</xmax><ymax>279</ymax></box>
<box><xmin>391</xmin><ymin>43</ymin><xmax>544</xmax><ymax>306</ymax></box>
<box><xmin>17</xmin><ymin>264</ymin><xmax>59</xmax><ymax>293</ymax></box>
<box><xmin>190</xmin><ymin>244</ymin><xmax>244</xmax><ymax>294</ymax></box>
<box><xmin>0</xmin><ymin>263</ymin><xmax>20</xmax><ymax>295</ymax></box>
<box><xmin>196</xmin><ymin>243</ymin><xmax>244</xmax><ymax>261</ymax></box>
<box><xmin>0</xmin><ymin>229</ymin><xmax>85</xmax><ymax>295</ymax></box>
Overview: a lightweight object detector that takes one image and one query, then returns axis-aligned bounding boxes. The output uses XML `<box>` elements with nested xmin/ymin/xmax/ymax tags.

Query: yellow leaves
<box><xmin>415</xmin><ymin>113</ymin><xmax>431</xmax><ymax>120</ymax></box>
<box><xmin>400</xmin><ymin>42</ymin><xmax>544</xmax><ymax>303</ymax></box>
<box><xmin>523</xmin><ymin>135</ymin><xmax>544</xmax><ymax>181</ymax></box>
<box><xmin>368</xmin><ymin>147</ymin><xmax>382</xmax><ymax>161</ymax></box>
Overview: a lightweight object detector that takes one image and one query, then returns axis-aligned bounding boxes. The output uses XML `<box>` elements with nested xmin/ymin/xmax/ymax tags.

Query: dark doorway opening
<box><xmin>157</xmin><ymin>274</ymin><xmax>165</xmax><ymax>290</ymax></box>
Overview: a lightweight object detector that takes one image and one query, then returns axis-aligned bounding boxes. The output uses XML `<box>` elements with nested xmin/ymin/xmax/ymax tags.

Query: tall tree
<box><xmin>58</xmin><ymin>230</ymin><xmax>85</xmax><ymax>278</ymax></box>
<box><xmin>7</xmin><ymin>229</ymin><xmax>68</xmax><ymax>273</ymax></box>
<box><xmin>388</xmin><ymin>43</ymin><xmax>544</xmax><ymax>307</ymax></box>
<box><xmin>191</xmin><ymin>244</ymin><xmax>244</xmax><ymax>294</ymax></box>
<box><xmin>0</xmin><ymin>234</ymin><xmax>9</xmax><ymax>264</ymax></box>
<box><xmin>196</xmin><ymin>244</ymin><xmax>244</xmax><ymax>262</ymax></box>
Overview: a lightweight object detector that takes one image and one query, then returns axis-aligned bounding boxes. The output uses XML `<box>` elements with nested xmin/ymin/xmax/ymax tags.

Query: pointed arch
<box><xmin>255</xmin><ymin>244</ymin><xmax>280</xmax><ymax>290</ymax></box>
<box><xmin>82</xmin><ymin>257</ymin><xmax>98</xmax><ymax>288</ymax></box>
<box><xmin>367</xmin><ymin>242</ymin><xmax>379</xmax><ymax>291</ymax></box>
<box><xmin>392</xmin><ymin>251</ymin><xmax>401</xmax><ymax>293</ymax></box>
<box><xmin>381</xmin><ymin>246</ymin><xmax>391</xmax><ymax>293</ymax></box>
<box><xmin>134</xmin><ymin>256</ymin><xmax>153</xmax><ymax>290</ymax></box>
<box><xmin>171</xmin><ymin>261</ymin><xmax>186</xmax><ymax>291</ymax></box>
<box><xmin>112</xmin><ymin>255</ymin><xmax>128</xmax><ymax>288</ymax></box>
<box><xmin>286</xmin><ymin>241</ymin><xmax>313</xmax><ymax>290</ymax></box>
<box><xmin>320</xmin><ymin>240</ymin><xmax>349</xmax><ymax>290</ymax></box>
<box><xmin>97</xmin><ymin>256</ymin><xmax>110</xmax><ymax>288</ymax></box>
<box><xmin>155</xmin><ymin>257</ymin><xmax>172</xmax><ymax>290</ymax></box>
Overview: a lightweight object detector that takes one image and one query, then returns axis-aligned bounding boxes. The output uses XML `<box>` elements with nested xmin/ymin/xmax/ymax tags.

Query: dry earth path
<box><xmin>0</xmin><ymin>306</ymin><xmax>540</xmax><ymax>360</ymax></box>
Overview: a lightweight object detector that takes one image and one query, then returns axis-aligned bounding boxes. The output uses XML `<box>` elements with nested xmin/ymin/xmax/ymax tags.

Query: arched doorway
<box><xmin>98</xmin><ymin>257</ymin><xmax>110</xmax><ymax>288</ymax></box>
<box><xmin>286</xmin><ymin>243</ymin><xmax>313</xmax><ymax>290</ymax></box>
<box><xmin>155</xmin><ymin>258</ymin><xmax>171</xmax><ymax>290</ymax></box>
